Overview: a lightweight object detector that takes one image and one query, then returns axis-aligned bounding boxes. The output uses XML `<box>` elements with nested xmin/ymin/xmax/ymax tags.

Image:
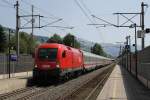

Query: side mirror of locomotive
<box><xmin>62</xmin><ymin>50</ymin><xmax>66</xmax><ymax>58</ymax></box>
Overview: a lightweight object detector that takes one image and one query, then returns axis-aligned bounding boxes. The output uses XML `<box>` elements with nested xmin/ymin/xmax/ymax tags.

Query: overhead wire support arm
<box><xmin>117</xmin><ymin>25</ymin><xmax>141</xmax><ymax>28</ymax></box>
<box><xmin>19</xmin><ymin>15</ymin><xmax>40</xmax><ymax>17</ymax></box>
<box><xmin>120</xmin><ymin>14</ymin><xmax>137</xmax><ymax>24</ymax></box>
<box><xmin>44</xmin><ymin>26</ymin><xmax>74</xmax><ymax>29</ymax></box>
<box><xmin>40</xmin><ymin>19</ymin><xmax>63</xmax><ymax>28</ymax></box>
<box><xmin>113</xmin><ymin>12</ymin><xmax>141</xmax><ymax>27</ymax></box>
<box><xmin>87</xmin><ymin>24</ymin><xmax>111</xmax><ymax>26</ymax></box>
<box><xmin>113</xmin><ymin>12</ymin><xmax>141</xmax><ymax>14</ymax></box>
<box><xmin>19</xmin><ymin>14</ymin><xmax>44</xmax><ymax>30</ymax></box>
<box><xmin>91</xmin><ymin>15</ymin><xmax>117</xmax><ymax>27</ymax></box>
<box><xmin>19</xmin><ymin>26</ymin><xmax>42</xmax><ymax>29</ymax></box>
<box><xmin>87</xmin><ymin>23</ymin><xmax>112</xmax><ymax>27</ymax></box>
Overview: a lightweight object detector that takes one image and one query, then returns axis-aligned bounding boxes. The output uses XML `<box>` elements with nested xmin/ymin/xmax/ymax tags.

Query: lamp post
<box><xmin>128</xmin><ymin>36</ymin><xmax>132</xmax><ymax>72</ymax></box>
<box><xmin>125</xmin><ymin>37</ymin><xmax>129</xmax><ymax>70</ymax></box>
<box><xmin>8</xmin><ymin>29</ymin><xmax>11</xmax><ymax>78</ymax></box>
<box><xmin>116</xmin><ymin>42</ymin><xmax>124</xmax><ymax>65</ymax></box>
<box><xmin>130</xmin><ymin>23</ymin><xmax>138</xmax><ymax>78</ymax></box>
<box><xmin>125</xmin><ymin>35</ymin><xmax>131</xmax><ymax>72</ymax></box>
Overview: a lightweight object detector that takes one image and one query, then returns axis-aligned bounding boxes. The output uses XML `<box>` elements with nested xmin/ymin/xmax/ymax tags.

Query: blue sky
<box><xmin>0</xmin><ymin>0</ymin><xmax>150</xmax><ymax>48</ymax></box>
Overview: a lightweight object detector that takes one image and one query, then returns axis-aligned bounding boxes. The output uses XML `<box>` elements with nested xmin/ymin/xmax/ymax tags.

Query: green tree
<box><xmin>20</xmin><ymin>32</ymin><xmax>37</xmax><ymax>54</ymax></box>
<box><xmin>27</xmin><ymin>37</ymin><xmax>37</xmax><ymax>54</ymax></box>
<box><xmin>91</xmin><ymin>43</ymin><xmax>107</xmax><ymax>56</ymax></box>
<box><xmin>47</xmin><ymin>34</ymin><xmax>63</xmax><ymax>44</ymax></box>
<box><xmin>63</xmin><ymin>33</ymin><xmax>80</xmax><ymax>48</ymax></box>
<box><xmin>10</xmin><ymin>32</ymin><xmax>37</xmax><ymax>54</ymax></box>
<box><xmin>0</xmin><ymin>25</ymin><xmax>7</xmax><ymax>52</ymax></box>
<box><xmin>19</xmin><ymin>38</ymin><xmax>27</xmax><ymax>54</ymax></box>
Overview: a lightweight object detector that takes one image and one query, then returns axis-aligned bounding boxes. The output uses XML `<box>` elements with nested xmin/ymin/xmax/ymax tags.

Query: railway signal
<box><xmin>137</xmin><ymin>28</ymin><xmax>150</xmax><ymax>38</ymax></box>
<box><xmin>145</xmin><ymin>28</ymin><xmax>150</xmax><ymax>33</ymax></box>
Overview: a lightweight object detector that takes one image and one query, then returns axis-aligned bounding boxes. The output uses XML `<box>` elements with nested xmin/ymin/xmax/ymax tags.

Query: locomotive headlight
<box><xmin>34</xmin><ymin>64</ymin><xmax>37</xmax><ymax>68</ymax></box>
<box><xmin>56</xmin><ymin>64</ymin><xmax>59</xmax><ymax>68</ymax></box>
<box><xmin>56</xmin><ymin>60</ymin><xmax>59</xmax><ymax>68</ymax></box>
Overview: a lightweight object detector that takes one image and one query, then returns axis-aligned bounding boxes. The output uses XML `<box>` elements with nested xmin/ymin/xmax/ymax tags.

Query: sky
<box><xmin>0</xmin><ymin>0</ymin><xmax>150</xmax><ymax>49</ymax></box>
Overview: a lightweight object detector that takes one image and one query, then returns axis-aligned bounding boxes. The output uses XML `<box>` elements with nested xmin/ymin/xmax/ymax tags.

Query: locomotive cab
<box><xmin>33</xmin><ymin>44</ymin><xmax>62</xmax><ymax>79</ymax></box>
<box><xmin>37</xmin><ymin>48</ymin><xmax>58</xmax><ymax>69</ymax></box>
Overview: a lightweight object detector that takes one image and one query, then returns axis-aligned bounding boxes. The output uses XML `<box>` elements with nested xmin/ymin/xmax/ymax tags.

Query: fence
<box><xmin>119</xmin><ymin>46</ymin><xmax>150</xmax><ymax>88</ymax></box>
<box><xmin>0</xmin><ymin>54</ymin><xmax>34</xmax><ymax>78</ymax></box>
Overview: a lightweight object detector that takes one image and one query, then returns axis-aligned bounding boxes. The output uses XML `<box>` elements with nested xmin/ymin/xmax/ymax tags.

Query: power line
<box><xmin>80</xmin><ymin>0</ymin><xmax>92</xmax><ymax>15</ymax></box>
<box><xmin>145</xmin><ymin>5</ymin><xmax>149</xmax><ymax>15</ymax></box>
<box><xmin>20</xmin><ymin>0</ymin><xmax>61</xmax><ymax>20</ymax></box>
<box><xmin>73</xmin><ymin>0</ymin><xmax>105</xmax><ymax>42</ymax></box>
<box><xmin>78</xmin><ymin>0</ymin><xmax>106</xmax><ymax>41</ymax></box>
<box><xmin>41</xmin><ymin>28</ymin><xmax>56</xmax><ymax>37</ymax></box>
<box><xmin>92</xmin><ymin>15</ymin><xmax>117</xmax><ymax>27</ymax></box>
<box><xmin>74</xmin><ymin>0</ymin><xmax>94</xmax><ymax>24</ymax></box>
<box><xmin>78</xmin><ymin>0</ymin><xmax>99</xmax><ymax>25</ymax></box>
<box><xmin>19</xmin><ymin>8</ymin><xmax>31</xmax><ymax>15</ymax></box>
<box><xmin>20</xmin><ymin>0</ymin><xmax>74</xmax><ymax>32</ymax></box>
<box><xmin>1</xmin><ymin>0</ymin><xmax>14</xmax><ymax>6</ymax></box>
<box><xmin>41</xmin><ymin>19</ymin><xmax>63</xmax><ymax>28</ymax></box>
<box><xmin>0</xmin><ymin>3</ymin><xmax>13</xmax><ymax>8</ymax></box>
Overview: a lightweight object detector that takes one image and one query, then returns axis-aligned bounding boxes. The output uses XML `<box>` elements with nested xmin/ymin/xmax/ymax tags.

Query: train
<box><xmin>33</xmin><ymin>43</ymin><xmax>113</xmax><ymax>80</ymax></box>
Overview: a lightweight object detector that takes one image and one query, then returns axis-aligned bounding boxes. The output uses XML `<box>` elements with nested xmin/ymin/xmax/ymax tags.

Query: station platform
<box><xmin>96</xmin><ymin>64</ymin><xmax>150</xmax><ymax>100</ymax></box>
<box><xmin>0</xmin><ymin>71</ymin><xmax>32</xmax><ymax>94</ymax></box>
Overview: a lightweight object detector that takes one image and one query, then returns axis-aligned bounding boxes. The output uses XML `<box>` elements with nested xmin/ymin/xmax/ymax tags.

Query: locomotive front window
<box><xmin>38</xmin><ymin>48</ymin><xmax>58</xmax><ymax>61</ymax></box>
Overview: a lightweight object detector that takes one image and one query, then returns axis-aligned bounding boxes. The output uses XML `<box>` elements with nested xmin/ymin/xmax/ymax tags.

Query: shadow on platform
<box><xmin>120</xmin><ymin>65</ymin><xmax>150</xmax><ymax>100</ymax></box>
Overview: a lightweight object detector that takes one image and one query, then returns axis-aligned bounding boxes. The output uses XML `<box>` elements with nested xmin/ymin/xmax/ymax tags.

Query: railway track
<box><xmin>0</xmin><ymin>87</ymin><xmax>36</xmax><ymax>100</ymax></box>
<box><xmin>16</xmin><ymin>86</ymin><xmax>54</xmax><ymax>100</ymax></box>
<box><xmin>58</xmin><ymin>64</ymin><xmax>115</xmax><ymax>100</ymax></box>
<box><xmin>0</xmin><ymin>63</ymin><xmax>115</xmax><ymax>100</ymax></box>
<box><xmin>0</xmin><ymin>85</ymin><xmax>54</xmax><ymax>100</ymax></box>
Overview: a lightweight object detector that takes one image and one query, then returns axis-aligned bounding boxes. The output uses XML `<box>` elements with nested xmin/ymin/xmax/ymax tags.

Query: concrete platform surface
<box><xmin>96</xmin><ymin>65</ymin><xmax>150</xmax><ymax>100</ymax></box>
<box><xmin>0</xmin><ymin>72</ymin><xmax>32</xmax><ymax>94</ymax></box>
<box><xmin>0</xmin><ymin>71</ymin><xmax>32</xmax><ymax>79</ymax></box>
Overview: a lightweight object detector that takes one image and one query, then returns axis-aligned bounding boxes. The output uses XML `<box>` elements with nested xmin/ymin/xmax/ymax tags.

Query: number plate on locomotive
<box><xmin>42</xmin><ymin>65</ymin><xmax>50</xmax><ymax>68</ymax></box>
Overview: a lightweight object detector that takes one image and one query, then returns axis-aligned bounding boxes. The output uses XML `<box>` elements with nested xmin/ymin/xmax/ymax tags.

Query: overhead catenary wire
<box><xmin>74</xmin><ymin>0</ymin><xmax>94</xmax><ymax>24</ymax></box>
<box><xmin>21</xmin><ymin>0</ymin><xmax>75</xmax><ymax>32</ymax></box>
<box><xmin>2</xmin><ymin>0</ymin><xmax>100</xmax><ymax>43</ymax></box>
<box><xmin>1</xmin><ymin>0</ymin><xmax>14</xmax><ymax>7</ymax></box>
<box><xmin>20</xmin><ymin>1</ymin><xmax>67</xmax><ymax>30</ymax></box>
<box><xmin>80</xmin><ymin>0</ymin><xmax>92</xmax><ymax>16</ymax></box>
<box><xmin>20</xmin><ymin>0</ymin><xmax>61</xmax><ymax>20</ymax></box>
<box><xmin>73</xmin><ymin>0</ymin><xmax>105</xmax><ymax>43</ymax></box>
<box><xmin>0</xmin><ymin>3</ymin><xmax>13</xmax><ymax>8</ymax></box>
<box><xmin>80</xmin><ymin>0</ymin><xmax>106</xmax><ymax>42</ymax></box>
<box><xmin>1</xmin><ymin>0</ymin><xmax>34</xmax><ymax>26</ymax></box>
<box><xmin>0</xmin><ymin>0</ymin><xmax>74</xmax><ymax>40</ymax></box>
<box><xmin>41</xmin><ymin>19</ymin><xmax>63</xmax><ymax>28</ymax></box>
<box><xmin>79</xmin><ymin>0</ymin><xmax>100</xmax><ymax>25</ymax></box>
<box><xmin>92</xmin><ymin>15</ymin><xmax>117</xmax><ymax>27</ymax></box>
<box><xmin>20</xmin><ymin>0</ymin><xmax>74</xmax><ymax>32</ymax></box>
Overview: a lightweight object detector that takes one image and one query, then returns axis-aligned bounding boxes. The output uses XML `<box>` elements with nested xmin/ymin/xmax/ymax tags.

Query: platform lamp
<box><xmin>129</xmin><ymin>23</ymin><xmax>138</xmax><ymax>78</ymax></box>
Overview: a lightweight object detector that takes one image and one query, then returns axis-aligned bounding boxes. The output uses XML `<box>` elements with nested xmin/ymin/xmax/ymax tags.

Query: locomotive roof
<box><xmin>38</xmin><ymin>43</ymin><xmax>113</xmax><ymax>60</ymax></box>
<box><xmin>38</xmin><ymin>43</ymin><xmax>65</xmax><ymax>48</ymax></box>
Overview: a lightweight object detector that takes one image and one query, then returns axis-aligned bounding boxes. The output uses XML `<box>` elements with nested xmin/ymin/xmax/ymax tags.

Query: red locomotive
<box><xmin>33</xmin><ymin>43</ymin><xmax>112</xmax><ymax>80</ymax></box>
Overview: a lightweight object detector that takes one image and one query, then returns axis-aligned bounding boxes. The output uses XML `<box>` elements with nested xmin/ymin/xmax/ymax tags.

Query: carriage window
<box><xmin>38</xmin><ymin>48</ymin><xmax>57</xmax><ymax>61</ymax></box>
